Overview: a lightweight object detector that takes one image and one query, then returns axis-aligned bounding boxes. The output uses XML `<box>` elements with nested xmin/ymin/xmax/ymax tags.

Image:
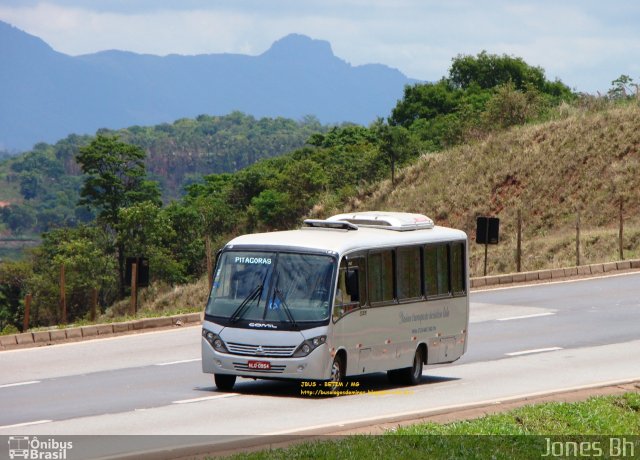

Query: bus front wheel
<box><xmin>328</xmin><ymin>354</ymin><xmax>345</xmax><ymax>393</ymax></box>
<box><xmin>214</xmin><ymin>373</ymin><xmax>236</xmax><ymax>391</ymax></box>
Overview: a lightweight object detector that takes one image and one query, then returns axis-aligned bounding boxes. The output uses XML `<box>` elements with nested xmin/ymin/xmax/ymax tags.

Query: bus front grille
<box><xmin>233</xmin><ymin>362</ymin><xmax>287</xmax><ymax>373</ymax></box>
<box><xmin>226</xmin><ymin>342</ymin><xmax>297</xmax><ymax>357</ymax></box>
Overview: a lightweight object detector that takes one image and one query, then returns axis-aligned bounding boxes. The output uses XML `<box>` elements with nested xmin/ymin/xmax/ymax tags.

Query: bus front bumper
<box><xmin>202</xmin><ymin>338</ymin><xmax>331</xmax><ymax>381</ymax></box>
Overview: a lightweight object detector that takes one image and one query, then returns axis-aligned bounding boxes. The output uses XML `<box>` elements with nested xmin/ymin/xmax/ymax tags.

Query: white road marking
<box><xmin>0</xmin><ymin>419</ymin><xmax>52</xmax><ymax>429</ymax></box>
<box><xmin>155</xmin><ymin>358</ymin><xmax>200</xmax><ymax>366</ymax></box>
<box><xmin>172</xmin><ymin>393</ymin><xmax>238</xmax><ymax>404</ymax></box>
<box><xmin>0</xmin><ymin>380</ymin><xmax>41</xmax><ymax>389</ymax></box>
<box><xmin>505</xmin><ymin>347</ymin><xmax>563</xmax><ymax>356</ymax></box>
<box><xmin>497</xmin><ymin>312</ymin><xmax>556</xmax><ymax>321</ymax></box>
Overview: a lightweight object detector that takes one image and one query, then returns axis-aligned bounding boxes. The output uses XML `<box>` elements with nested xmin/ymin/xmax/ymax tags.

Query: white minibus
<box><xmin>202</xmin><ymin>211</ymin><xmax>469</xmax><ymax>391</ymax></box>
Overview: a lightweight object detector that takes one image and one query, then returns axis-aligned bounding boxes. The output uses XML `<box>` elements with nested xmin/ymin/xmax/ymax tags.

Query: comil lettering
<box><xmin>235</xmin><ymin>257</ymin><xmax>272</xmax><ymax>265</ymax></box>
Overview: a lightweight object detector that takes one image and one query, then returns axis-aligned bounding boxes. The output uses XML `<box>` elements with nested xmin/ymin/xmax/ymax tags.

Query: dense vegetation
<box><xmin>0</xmin><ymin>112</ymin><xmax>325</xmax><ymax>236</ymax></box>
<box><xmin>4</xmin><ymin>51</ymin><xmax>637</xmax><ymax>334</ymax></box>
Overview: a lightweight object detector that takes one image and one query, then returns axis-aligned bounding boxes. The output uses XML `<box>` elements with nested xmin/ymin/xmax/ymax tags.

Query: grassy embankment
<box><xmin>317</xmin><ymin>103</ymin><xmax>640</xmax><ymax>277</ymax></box>
<box><xmin>223</xmin><ymin>393</ymin><xmax>640</xmax><ymax>459</ymax></box>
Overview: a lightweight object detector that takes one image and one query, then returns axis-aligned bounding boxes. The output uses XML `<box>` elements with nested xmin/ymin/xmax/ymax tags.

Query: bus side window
<box><xmin>333</xmin><ymin>258</ymin><xmax>360</xmax><ymax>320</ymax></box>
<box><xmin>368</xmin><ymin>250</ymin><xmax>394</xmax><ymax>305</ymax></box>
<box><xmin>450</xmin><ymin>242</ymin><xmax>466</xmax><ymax>296</ymax></box>
<box><xmin>424</xmin><ymin>244</ymin><xmax>450</xmax><ymax>298</ymax></box>
<box><xmin>350</xmin><ymin>256</ymin><xmax>367</xmax><ymax>307</ymax></box>
<box><xmin>333</xmin><ymin>256</ymin><xmax>368</xmax><ymax>321</ymax></box>
<box><xmin>397</xmin><ymin>246</ymin><xmax>422</xmax><ymax>301</ymax></box>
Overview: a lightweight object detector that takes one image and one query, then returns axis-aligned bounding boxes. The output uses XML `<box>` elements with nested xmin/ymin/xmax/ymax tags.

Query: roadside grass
<box><xmin>223</xmin><ymin>393</ymin><xmax>640</xmax><ymax>460</ymax></box>
<box><xmin>467</xmin><ymin>223</ymin><xmax>640</xmax><ymax>276</ymax></box>
<box><xmin>99</xmin><ymin>275</ymin><xmax>209</xmax><ymax>321</ymax></box>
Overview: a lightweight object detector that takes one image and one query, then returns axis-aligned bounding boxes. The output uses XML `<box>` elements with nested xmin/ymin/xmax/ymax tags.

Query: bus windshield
<box><xmin>206</xmin><ymin>251</ymin><xmax>335</xmax><ymax>325</ymax></box>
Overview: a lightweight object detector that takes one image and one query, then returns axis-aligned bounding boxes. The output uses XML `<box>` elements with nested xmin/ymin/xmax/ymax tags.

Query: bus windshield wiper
<box><xmin>229</xmin><ymin>284</ymin><xmax>263</xmax><ymax>323</ymax></box>
<box><xmin>273</xmin><ymin>287</ymin><xmax>298</xmax><ymax>330</ymax></box>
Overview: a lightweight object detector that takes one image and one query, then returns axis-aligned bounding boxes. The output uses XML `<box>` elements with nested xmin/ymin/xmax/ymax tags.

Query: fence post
<box><xmin>516</xmin><ymin>209</ymin><xmax>522</xmax><ymax>272</ymax></box>
<box><xmin>90</xmin><ymin>287</ymin><xmax>98</xmax><ymax>322</ymax></box>
<box><xmin>130</xmin><ymin>262</ymin><xmax>138</xmax><ymax>316</ymax></box>
<box><xmin>575</xmin><ymin>211</ymin><xmax>581</xmax><ymax>267</ymax></box>
<box><xmin>60</xmin><ymin>263</ymin><xmax>67</xmax><ymax>324</ymax></box>
<box><xmin>619</xmin><ymin>200</ymin><xmax>624</xmax><ymax>261</ymax></box>
<box><xmin>23</xmin><ymin>293</ymin><xmax>32</xmax><ymax>332</ymax></box>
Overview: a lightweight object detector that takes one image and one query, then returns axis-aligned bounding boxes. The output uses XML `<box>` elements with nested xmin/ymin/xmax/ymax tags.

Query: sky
<box><xmin>1</xmin><ymin>0</ymin><xmax>640</xmax><ymax>95</ymax></box>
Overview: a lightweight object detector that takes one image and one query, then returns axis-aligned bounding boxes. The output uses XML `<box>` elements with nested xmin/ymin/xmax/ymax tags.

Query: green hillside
<box><xmin>0</xmin><ymin>112</ymin><xmax>325</xmax><ymax>237</ymax></box>
<box><xmin>321</xmin><ymin>102</ymin><xmax>640</xmax><ymax>275</ymax></box>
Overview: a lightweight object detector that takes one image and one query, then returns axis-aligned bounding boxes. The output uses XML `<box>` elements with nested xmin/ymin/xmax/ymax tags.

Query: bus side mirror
<box><xmin>345</xmin><ymin>269</ymin><xmax>359</xmax><ymax>302</ymax></box>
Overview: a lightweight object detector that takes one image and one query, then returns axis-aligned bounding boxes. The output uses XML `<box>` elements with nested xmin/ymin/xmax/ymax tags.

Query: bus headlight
<box><xmin>293</xmin><ymin>335</ymin><xmax>326</xmax><ymax>357</ymax></box>
<box><xmin>202</xmin><ymin>329</ymin><xmax>229</xmax><ymax>353</ymax></box>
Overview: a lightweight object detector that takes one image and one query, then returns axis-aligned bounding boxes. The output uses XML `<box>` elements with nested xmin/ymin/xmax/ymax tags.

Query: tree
<box><xmin>19</xmin><ymin>172</ymin><xmax>42</xmax><ymax>200</ymax></box>
<box><xmin>28</xmin><ymin>226</ymin><xmax>117</xmax><ymax>325</ymax></box>
<box><xmin>0</xmin><ymin>205</ymin><xmax>36</xmax><ymax>236</ymax></box>
<box><xmin>162</xmin><ymin>203</ymin><xmax>207</xmax><ymax>279</ymax></box>
<box><xmin>483</xmin><ymin>82</ymin><xmax>544</xmax><ymax>129</ymax></box>
<box><xmin>390</xmin><ymin>52</ymin><xmax>574</xmax><ymax>143</ymax></box>
<box><xmin>0</xmin><ymin>261</ymin><xmax>32</xmax><ymax>331</ymax></box>
<box><xmin>248</xmin><ymin>189</ymin><xmax>292</xmax><ymax>230</ymax></box>
<box><xmin>375</xmin><ymin>121</ymin><xmax>413</xmax><ymax>185</ymax></box>
<box><xmin>449</xmin><ymin>50</ymin><xmax>546</xmax><ymax>91</ymax></box>
<box><xmin>76</xmin><ymin>135</ymin><xmax>161</xmax><ymax>296</ymax></box>
<box><xmin>608</xmin><ymin>75</ymin><xmax>638</xmax><ymax>100</ymax></box>
<box><xmin>116</xmin><ymin>202</ymin><xmax>184</xmax><ymax>284</ymax></box>
<box><xmin>390</xmin><ymin>80</ymin><xmax>460</xmax><ymax>127</ymax></box>
<box><xmin>77</xmin><ymin>135</ymin><xmax>161</xmax><ymax>226</ymax></box>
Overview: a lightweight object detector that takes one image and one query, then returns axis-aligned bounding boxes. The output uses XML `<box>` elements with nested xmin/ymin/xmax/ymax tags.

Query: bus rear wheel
<box><xmin>403</xmin><ymin>347</ymin><xmax>424</xmax><ymax>385</ymax></box>
<box><xmin>389</xmin><ymin>348</ymin><xmax>424</xmax><ymax>386</ymax></box>
<box><xmin>214</xmin><ymin>373</ymin><xmax>236</xmax><ymax>391</ymax></box>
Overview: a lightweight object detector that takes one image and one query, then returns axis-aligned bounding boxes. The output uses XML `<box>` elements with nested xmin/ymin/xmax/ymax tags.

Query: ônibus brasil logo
<box><xmin>8</xmin><ymin>436</ymin><xmax>73</xmax><ymax>459</ymax></box>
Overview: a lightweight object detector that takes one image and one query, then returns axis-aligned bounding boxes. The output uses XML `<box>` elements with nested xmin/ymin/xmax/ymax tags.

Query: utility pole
<box><xmin>23</xmin><ymin>293</ymin><xmax>32</xmax><ymax>331</ymax></box>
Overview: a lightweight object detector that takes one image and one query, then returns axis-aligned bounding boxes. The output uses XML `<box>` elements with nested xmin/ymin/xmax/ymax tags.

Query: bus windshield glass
<box><xmin>206</xmin><ymin>251</ymin><xmax>335</xmax><ymax>325</ymax></box>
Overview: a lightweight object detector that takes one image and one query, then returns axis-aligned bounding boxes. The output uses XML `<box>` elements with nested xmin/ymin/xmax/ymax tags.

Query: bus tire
<box><xmin>214</xmin><ymin>373</ymin><xmax>236</xmax><ymax>391</ymax></box>
<box><xmin>328</xmin><ymin>354</ymin><xmax>345</xmax><ymax>393</ymax></box>
<box><xmin>399</xmin><ymin>347</ymin><xmax>424</xmax><ymax>385</ymax></box>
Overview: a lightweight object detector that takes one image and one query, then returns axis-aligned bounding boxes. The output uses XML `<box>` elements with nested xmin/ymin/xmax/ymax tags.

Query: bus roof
<box><xmin>224</xmin><ymin>212</ymin><xmax>467</xmax><ymax>256</ymax></box>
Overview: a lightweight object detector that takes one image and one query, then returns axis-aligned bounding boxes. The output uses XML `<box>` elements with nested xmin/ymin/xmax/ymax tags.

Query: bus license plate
<box><xmin>248</xmin><ymin>360</ymin><xmax>271</xmax><ymax>370</ymax></box>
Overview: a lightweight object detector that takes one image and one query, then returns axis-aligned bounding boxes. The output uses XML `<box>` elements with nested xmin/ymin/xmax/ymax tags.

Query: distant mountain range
<box><xmin>0</xmin><ymin>21</ymin><xmax>416</xmax><ymax>152</ymax></box>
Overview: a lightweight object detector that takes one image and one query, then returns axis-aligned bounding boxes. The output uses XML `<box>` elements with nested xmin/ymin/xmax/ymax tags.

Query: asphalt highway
<box><xmin>1</xmin><ymin>272</ymin><xmax>639</xmax><ymax>458</ymax></box>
